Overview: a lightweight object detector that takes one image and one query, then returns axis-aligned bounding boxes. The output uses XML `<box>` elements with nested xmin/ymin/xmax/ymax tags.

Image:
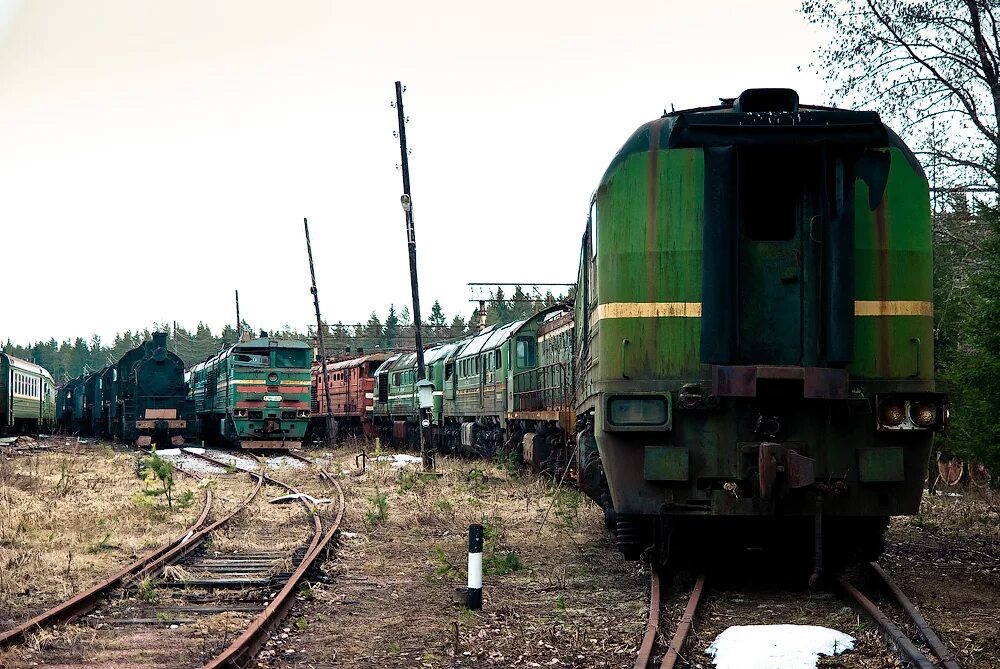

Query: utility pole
<box><xmin>234</xmin><ymin>290</ymin><xmax>241</xmax><ymax>343</ymax></box>
<box><xmin>395</xmin><ymin>80</ymin><xmax>433</xmax><ymax>471</ymax></box>
<box><xmin>304</xmin><ymin>218</ymin><xmax>336</xmax><ymax>445</ymax></box>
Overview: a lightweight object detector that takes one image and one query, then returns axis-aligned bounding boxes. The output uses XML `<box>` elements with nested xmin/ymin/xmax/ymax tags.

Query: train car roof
<box><xmin>322</xmin><ymin>352</ymin><xmax>393</xmax><ymax>371</ymax></box>
<box><xmin>189</xmin><ymin>337</ymin><xmax>311</xmax><ymax>372</ymax></box>
<box><xmin>425</xmin><ymin>339</ymin><xmax>469</xmax><ymax>365</ymax></box>
<box><xmin>601</xmin><ymin>87</ymin><xmax>923</xmax><ymax>185</ymax></box>
<box><xmin>0</xmin><ymin>353</ymin><xmax>55</xmax><ymax>381</ymax></box>
<box><xmin>236</xmin><ymin>337</ymin><xmax>310</xmax><ymax>349</ymax></box>
<box><xmin>372</xmin><ymin>352</ymin><xmax>403</xmax><ymax>377</ymax></box>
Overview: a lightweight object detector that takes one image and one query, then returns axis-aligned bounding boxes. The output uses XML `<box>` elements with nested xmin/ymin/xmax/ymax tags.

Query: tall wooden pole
<box><xmin>304</xmin><ymin>218</ymin><xmax>336</xmax><ymax>445</ymax></box>
<box><xmin>395</xmin><ymin>80</ymin><xmax>432</xmax><ymax>471</ymax></box>
<box><xmin>235</xmin><ymin>290</ymin><xmax>241</xmax><ymax>342</ymax></box>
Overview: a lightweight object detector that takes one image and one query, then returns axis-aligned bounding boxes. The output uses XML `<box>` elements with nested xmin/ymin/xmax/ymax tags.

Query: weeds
<box><xmin>139</xmin><ymin>449</ymin><xmax>176</xmax><ymax>509</ymax></box>
<box><xmin>85</xmin><ymin>534</ymin><xmax>117</xmax><ymax>554</ymax></box>
<box><xmin>483</xmin><ymin>551</ymin><xmax>522</xmax><ymax>576</ymax></box>
<box><xmin>138</xmin><ymin>577</ymin><xmax>159</xmax><ymax>603</ymax></box>
<box><xmin>366</xmin><ymin>487</ymin><xmax>389</xmax><ymax>526</ymax></box>
<box><xmin>434</xmin><ymin>498</ymin><xmax>454</xmax><ymax>517</ymax></box>
<box><xmin>176</xmin><ymin>489</ymin><xmax>196</xmax><ymax>510</ymax></box>
<box><xmin>432</xmin><ymin>545</ymin><xmax>462</xmax><ymax>580</ymax></box>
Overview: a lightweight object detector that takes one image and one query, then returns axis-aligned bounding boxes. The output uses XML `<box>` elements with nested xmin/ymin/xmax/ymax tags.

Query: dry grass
<box><xmin>882</xmin><ymin>486</ymin><xmax>1000</xmax><ymax>669</ymax></box>
<box><xmin>254</xmin><ymin>446</ymin><xmax>646</xmax><ymax>669</ymax></box>
<box><xmin>0</xmin><ymin>441</ymin><xmax>205</xmax><ymax>620</ymax></box>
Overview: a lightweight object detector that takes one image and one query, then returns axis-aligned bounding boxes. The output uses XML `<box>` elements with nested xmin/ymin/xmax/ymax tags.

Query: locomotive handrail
<box><xmin>512</xmin><ymin>363</ymin><xmax>570</xmax><ymax>412</ymax></box>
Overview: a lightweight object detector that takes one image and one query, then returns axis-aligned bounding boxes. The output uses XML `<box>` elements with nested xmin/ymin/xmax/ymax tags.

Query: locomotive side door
<box><xmin>736</xmin><ymin>147</ymin><xmax>808</xmax><ymax>365</ymax></box>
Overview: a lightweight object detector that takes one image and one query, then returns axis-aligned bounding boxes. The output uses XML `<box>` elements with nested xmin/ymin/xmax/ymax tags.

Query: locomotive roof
<box><xmin>236</xmin><ymin>337</ymin><xmax>310</xmax><ymax>349</ymax></box>
<box><xmin>458</xmin><ymin>320</ymin><xmax>525</xmax><ymax>358</ymax></box>
<box><xmin>0</xmin><ymin>353</ymin><xmax>55</xmax><ymax>381</ymax></box>
<box><xmin>601</xmin><ymin>88</ymin><xmax>923</xmax><ymax>185</ymax></box>
<box><xmin>320</xmin><ymin>352</ymin><xmax>393</xmax><ymax>371</ymax></box>
<box><xmin>190</xmin><ymin>336</ymin><xmax>310</xmax><ymax>372</ymax></box>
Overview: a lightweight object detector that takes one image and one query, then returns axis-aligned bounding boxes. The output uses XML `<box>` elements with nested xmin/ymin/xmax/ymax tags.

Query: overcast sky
<box><xmin>0</xmin><ymin>0</ymin><xmax>831</xmax><ymax>344</ymax></box>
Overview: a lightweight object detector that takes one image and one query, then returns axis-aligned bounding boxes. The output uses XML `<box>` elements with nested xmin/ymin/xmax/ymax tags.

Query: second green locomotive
<box><xmin>188</xmin><ymin>337</ymin><xmax>311</xmax><ymax>450</ymax></box>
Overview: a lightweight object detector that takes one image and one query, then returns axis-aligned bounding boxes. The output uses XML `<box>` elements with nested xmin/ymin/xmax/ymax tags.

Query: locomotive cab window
<box><xmin>274</xmin><ymin>348</ymin><xmax>309</xmax><ymax>369</ymax></box>
<box><xmin>516</xmin><ymin>337</ymin><xmax>536</xmax><ymax>368</ymax></box>
<box><xmin>739</xmin><ymin>148</ymin><xmax>799</xmax><ymax>241</ymax></box>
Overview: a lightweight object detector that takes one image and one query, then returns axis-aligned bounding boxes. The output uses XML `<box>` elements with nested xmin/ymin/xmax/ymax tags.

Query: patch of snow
<box><xmin>155</xmin><ymin>448</ymin><xmax>182</xmax><ymax>456</ymax></box>
<box><xmin>706</xmin><ymin>625</ymin><xmax>854</xmax><ymax>669</ymax></box>
<box><xmin>269</xmin><ymin>493</ymin><xmax>331</xmax><ymax>505</ymax></box>
<box><xmin>372</xmin><ymin>453</ymin><xmax>423</xmax><ymax>468</ymax></box>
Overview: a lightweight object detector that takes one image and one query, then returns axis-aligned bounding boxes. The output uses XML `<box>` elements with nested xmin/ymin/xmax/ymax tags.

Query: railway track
<box><xmin>840</xmin><ymin>562</ymin><xmax>963</xmax><ymax>669</ymax></box>
<box><xmin>633</xmin><ymin>564</ymin><xmax>962</xmax><ymax>669</ymax></box>
<box><xmin>0</xmin><ymin>448</ymin><xmax>345</xmax><ymax>669</ymax></box>
<box><xmin>633</xmin><ymin>570</ymin><xmax>706</xmax><ymax>669</ymax></box>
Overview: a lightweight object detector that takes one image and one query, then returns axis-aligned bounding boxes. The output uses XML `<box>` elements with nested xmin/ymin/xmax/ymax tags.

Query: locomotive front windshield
<box><xmin>273</xmin><ymin>348</ymin><xmax>310</xmax><ymax>368</ymax></box>
<box><xmin>233</xmin><ymin>347</ymin><xmax>309</xmax><ymax>369</ymax></box>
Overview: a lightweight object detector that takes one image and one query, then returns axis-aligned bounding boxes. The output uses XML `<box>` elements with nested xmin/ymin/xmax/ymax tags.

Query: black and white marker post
<box><xmin>467</xmin><ymin>524</ymin><xmax>484</xmax><ymax>610</ymax></box>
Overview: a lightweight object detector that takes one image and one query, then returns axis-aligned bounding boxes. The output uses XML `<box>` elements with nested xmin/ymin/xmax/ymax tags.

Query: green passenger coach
<box><xmin>188</xmin><ymin>337</ymin><xmax>312</xmax><ymax>450</ymax></box>
<box><xmin>575</xmin><ymin>88</ymin><xmax>946</xmax><ymax>565</ymax></box>
<box><xmin>1</xmin><ymin>353</ymin><xmax>55</xmax><ymax>434</ymax></box>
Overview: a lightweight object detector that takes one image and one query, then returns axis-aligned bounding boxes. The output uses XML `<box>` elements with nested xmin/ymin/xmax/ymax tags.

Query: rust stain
<box><xmin>874</xmin><ymin>203</ymin><xmax>890</xmax><ymax>376</ymax></box>
<box><xmin>646</xmin><ymin>119</ymin><xmax>664</xmax><ymax>303</ymax></box>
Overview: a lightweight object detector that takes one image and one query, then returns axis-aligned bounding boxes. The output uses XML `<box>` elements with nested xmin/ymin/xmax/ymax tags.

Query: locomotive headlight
<box><xmin>877</xmin><ymin>398</ymin><xmax>906</xmax><ymax>427</ymax></box>
<box><xmin>606</xmin><ymin>395</ymin><xmax>670</xmax><ymax>430</ymax></box>
<box><xmin>909</xmin><ymin>401</ymin><xmax>938</xmax><ymax>427</ymax></box>
<box><xmin>296</xmin><ymin>409</ymin><xmax>310</xmax><ymax>418</ymax></box>
<box><xmin>233</xmin><ymin>408</ymin><xmax>248</xmax><ymax>418</ymax></box>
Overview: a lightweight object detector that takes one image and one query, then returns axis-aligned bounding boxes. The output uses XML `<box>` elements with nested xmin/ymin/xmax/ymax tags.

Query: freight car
<box><xmin>0</xmin><ymin>353</ymin><xmax>55</xmax><ymax>434</ymax></box>
<box><xmin>188</xmin><ymin>336</ymin><xmax>311</xmax><ymax>450</ymax></box>
<box><xmin>54</xmin><ymin>332</ymin><xmax>192</xmax><ymax>446</ymax></box>
<box><xmin>571</xmin><ymin>88</ymin><xmax>946</xmax><ymax>566</ymax></box>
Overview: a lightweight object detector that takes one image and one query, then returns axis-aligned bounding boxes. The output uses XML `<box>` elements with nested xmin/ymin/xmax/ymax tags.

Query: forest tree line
<box><xmin>1</xmin><ymin>288</ymin><xmax>568</xmax><ymax>383</ymax></box>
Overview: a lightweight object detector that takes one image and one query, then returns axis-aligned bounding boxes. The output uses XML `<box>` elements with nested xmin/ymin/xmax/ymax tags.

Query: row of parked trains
<box><xmin>7</xmin><ymin>89</ymin><xmax>947</xmax><ymax>569</ymax></box>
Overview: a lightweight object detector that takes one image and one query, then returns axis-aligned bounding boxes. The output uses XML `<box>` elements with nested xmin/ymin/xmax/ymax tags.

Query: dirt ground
<box><xmin>265</xmin><ymin>449</ymin><xmax>1000</xmax><ymax>669</ymax></box>
<box><xmin>879</xmin><ymin>486</ymin><xmax>1000</xmax><ymax>669</ymax></box>
<box><xmin>0</xmin><ymin>440</ymin><xmax>207</xmax><ymax>623</ymax></box>
<box><xmin>261</xmin><ymin>447</ymin><xmax>646</xmax><ymax>669</ymax></box>
<box><xmin>3</xmin><ymin>441</ymin><xmax>998</xmax><ymax>669</ymax></box>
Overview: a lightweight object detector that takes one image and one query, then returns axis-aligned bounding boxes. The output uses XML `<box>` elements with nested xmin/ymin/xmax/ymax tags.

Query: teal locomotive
<box><xmin>188</xmin><ymin>337</ymin><xmax>311</xmax><ymax>450</ymax></box>
<box><xmin>1</xmin><ymin>353</ymin><xmax>55</xmax><ymax>434</ymax></box>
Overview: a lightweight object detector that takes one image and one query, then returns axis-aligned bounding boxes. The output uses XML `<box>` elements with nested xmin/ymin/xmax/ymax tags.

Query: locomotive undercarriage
<box><xmin>593</xmin><ymin>379</ymin><xmax>942</xmax><ymax>576</ymax></box>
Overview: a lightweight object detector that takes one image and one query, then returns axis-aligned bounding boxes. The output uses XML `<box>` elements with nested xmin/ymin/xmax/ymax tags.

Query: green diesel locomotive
<box><xmin>188</xmin><ymin>337</ymin><xmax>311</xmax><ymax>450</ymax></box>
<box><xmin>575</xmin><ymin>88</ymin><xmax>945</xmax><ymax>564</ymax></box>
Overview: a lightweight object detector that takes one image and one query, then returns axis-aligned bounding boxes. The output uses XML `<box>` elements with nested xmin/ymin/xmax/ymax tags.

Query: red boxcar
<box><xmin>310</xmin><ymin>353</ymin><xmax>392</xmax><ymax>440</ymax></box>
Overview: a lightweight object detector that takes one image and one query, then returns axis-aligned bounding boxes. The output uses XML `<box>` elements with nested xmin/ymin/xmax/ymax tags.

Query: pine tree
<box><xmin>361</xmin><ymin>312</ymin><xmax>383</xmax><ymax>352</ymax></box>
<box><xmin>942</xmin><ymin>200</ymin><xmax>1000</xmax><ymax>475</ymax></box>
<box><xmin>383</xmin><ymin>305</ymin><xmax>401</xmax><ymax>350</ymax></box>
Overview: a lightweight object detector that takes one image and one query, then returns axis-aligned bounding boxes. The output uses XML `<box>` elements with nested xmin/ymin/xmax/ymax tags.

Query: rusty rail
<box><xmin>839</xmin><ymin>576</ymin><xmax>937</xmax><ymax>669</ymax></box>
<box><xmin>660</xmin><ymin>573</ymin><xmax>706</xmax><ymax>669</ymax></box>
<box><xmin>182</xmin><ymin>449</ymin><xmax>347</xmax><ymax>669</ymax></box>
<box><xmin>634</xmin><ymin>571</ymin><xmax>706</xmax><ymax>669</ymax></box>
<box><xmin>867</xmin><ymin>562</ymin><xmax>963</xmax><ymax>669</ymax></box>
<box><xmin>634</xmin><ymin>570</ymin><xmax>662</xmax><ymax>669</ymax></box>
<box><xmin>0</xmin><ymin>460</ymin><xmax>217</xmax><ymax>648</ymax></box>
